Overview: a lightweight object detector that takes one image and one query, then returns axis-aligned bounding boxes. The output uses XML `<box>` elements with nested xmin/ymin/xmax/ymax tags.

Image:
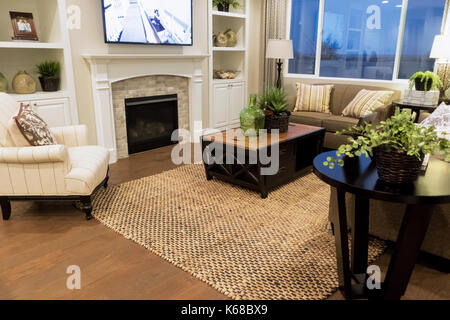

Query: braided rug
<box><xmin>92</xmin><ymin>164</ymin><xmax>386</xmax><ymax>300</ymax></box>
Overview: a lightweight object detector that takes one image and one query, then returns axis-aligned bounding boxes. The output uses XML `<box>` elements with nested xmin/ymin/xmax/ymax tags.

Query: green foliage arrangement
<box><xmin>409</xmin><ymin>71</ymin><xmax>443</xmax><ymax>91</ymax></box>
<box><xmin>324</xmin><ymin>110</ymin><xmax>450</xmax><ymax>169</ymax></box>
<box><xmin>35</xmin><ymin>61</ymin><xmax>61</xmax><ymax>78</ymax></box>
<box><xmin>258</xmin><ymin>87</ymin><xmax>289</xmax><ymax>116</ymax></box>
<box><xmin>212</xmin><ymin>0</ymin><xmax>241</xmax><ymax>9</ymax></box>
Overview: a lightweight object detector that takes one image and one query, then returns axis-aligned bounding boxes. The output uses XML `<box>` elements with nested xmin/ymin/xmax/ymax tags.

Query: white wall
<box><xmin>67</xmin><ymin>0</ymin><xmax>264</xmax><ymax>144</ymax></box>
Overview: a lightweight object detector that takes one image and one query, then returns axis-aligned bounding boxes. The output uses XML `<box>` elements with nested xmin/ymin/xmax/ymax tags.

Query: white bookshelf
<box><xmin>208</xmin><ymin>0</ymin><xmax>249</xmax><ymax>130</ymax></box>
<box><xmin>0</xmin><ymin>0</ymin><xmax>78</xmax><ymax>126</ymax></box>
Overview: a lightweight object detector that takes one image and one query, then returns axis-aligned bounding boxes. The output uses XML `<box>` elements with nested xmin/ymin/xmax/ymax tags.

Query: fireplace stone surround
<box><xmin>83</xmin><ymin>54</ymin><xmax>208</xmax><ymax>163</ymax></box>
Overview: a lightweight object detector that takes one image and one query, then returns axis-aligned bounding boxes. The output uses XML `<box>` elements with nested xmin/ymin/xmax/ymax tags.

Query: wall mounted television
<box><xmin>102</xmin><ymin>0</ymin><xmax>193</xmax><ymax>46</ymax></box>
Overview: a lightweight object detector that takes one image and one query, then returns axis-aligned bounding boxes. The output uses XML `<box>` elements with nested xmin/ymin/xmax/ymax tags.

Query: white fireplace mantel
<box><xmin>82</xmin><ymin>53</ymin><xmax>209</xmax><ymax>163</ymax></box>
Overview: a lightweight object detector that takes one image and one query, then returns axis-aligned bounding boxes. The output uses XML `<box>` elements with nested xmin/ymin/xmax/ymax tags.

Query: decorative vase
<box><xmin>265</xmin><ymin>113</ymin><xmax>291</xmax><ymax>133</ymax></box>
<box><xmin>240</xmin><ymin>94</ymin><xmax>265</xmax><ymax>136</ymax></box>
<box><xmin>225</xmin><ymin>29</ymin><xmax>237</xmax><ymax>47</ymax></box>
<box><xmin>415</xmin><ymin>78</ymin><xmax>433</xmax><ymax>91</ymax></box>
<box><xmin>214</xmin><ymin>32</ymin><xmax>228</xmax><ymax>47</ymax></box>
<box><xmin>217</xmin><ymin>3</ymin><xmax>230</xmax><ymax>12</ymax></box>
<box><xmin>39</xmin><ymin>76</ymin><xmax>60</xmax><ymax>92</ymax></box>
<box><xmin>0</xmin><ymin>72</ymin><xmax>8</xmax><ymax>92</ymax></box>
<box><xmin>12</xmin><ymin>71</ymin><xmax>36</xmax><ymax>94</ymax></box>
<box><xmin>374</xmin><ymin>148</ymin><xmax>423</xmax><ymax>184</ymax></box>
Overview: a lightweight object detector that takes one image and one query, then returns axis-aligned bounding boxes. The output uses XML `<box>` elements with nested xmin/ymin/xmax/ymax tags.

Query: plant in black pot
<box><xmin>213</xmin><ymin>0</ymin><xmax>241</xmax><ymax>12</ymax></box>
<box><xmin>324</xmin><ymin>110</ymin><xmax>450</xmax><ymax>184</ymax></box>
<box><xmin>409</xmin><ymin>71</ymin><xmax>443</xmax><ymax>92</ymax></box>
<box><xmin>36</xmin><ymin>61</ymin><xmax>61</xmax><ymax>92</ymax></box>
<box><xmin>258</xmin><ymin>87</ymin><xmax>291</xmax><ymax>133</ymax></box>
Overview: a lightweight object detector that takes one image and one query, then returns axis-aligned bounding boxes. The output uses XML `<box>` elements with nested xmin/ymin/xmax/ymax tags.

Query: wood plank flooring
<box><xmin>0</xmin><ymin>146</ymin><xmax>448</xmax><ymax>300</ymax></box>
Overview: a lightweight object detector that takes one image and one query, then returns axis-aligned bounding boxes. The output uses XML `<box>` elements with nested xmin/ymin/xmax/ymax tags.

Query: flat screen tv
<box><xmin>102</xmin><ymin>0</ymin><xmax>193</xmax><ymax>45</ymax></box>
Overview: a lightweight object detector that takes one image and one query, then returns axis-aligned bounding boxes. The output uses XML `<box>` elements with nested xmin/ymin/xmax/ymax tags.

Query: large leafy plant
<box><xmin>35</xmin><ymin>61</ymin><xmax>61</xmax><ymax>78</ymax></box>
<box><xmin>324</xmin><ymin>110</ymin><xmax>450</xmax><ymax>169</ymax></box>
<box><xmin>258</xmin><ymin>87</ymin><xmax>289</xmax><ymax>116</ymax></box>
<box><xmin>409</xmin><ymin>71</ymin><xmax>443</xmax><ymax>91</ymax></box>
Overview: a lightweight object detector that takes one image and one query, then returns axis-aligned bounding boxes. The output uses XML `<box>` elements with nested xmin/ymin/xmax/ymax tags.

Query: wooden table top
<box><xmin>202</xmin><ymin>123</ymin><xmax>325</xmax><ymax>151</ymax></box>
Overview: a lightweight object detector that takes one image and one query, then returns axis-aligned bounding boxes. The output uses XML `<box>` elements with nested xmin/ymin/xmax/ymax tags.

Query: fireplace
<box><xmin>125</xmin><ymin>94</ymin><xmax>179</xmax><ymax>155</ymax></box>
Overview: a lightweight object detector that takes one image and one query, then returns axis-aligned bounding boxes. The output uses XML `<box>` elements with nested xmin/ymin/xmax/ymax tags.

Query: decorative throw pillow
<box><xmin>14</xmin><ymin>103</ymin><xmax>57</xmax><ymax>146</ymax></box>
<box><xmin>342</xmin><ymin>89</ymin><xmax>394</xmax><ymax>118</ymax></box>
<box><xmin>294</xmin><ymin>83</ymin><xmax>334</xmax><ymax>114</ymax></box>
<box><xmin>8</xmin><ymin>117</ymin><xmax>31</xmax><ymax>147</ymax></box>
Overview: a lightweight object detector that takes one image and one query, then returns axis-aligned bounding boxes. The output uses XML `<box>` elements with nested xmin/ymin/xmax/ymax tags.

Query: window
<box><xmin>288</xmin><ymin>0</ymin><xmax>447</xmax><ymax>81</ymax></box>
<box><xmin>398</xmin><ymin>0</ymin><xmax>447</xmax><ymax>79</ymax></box>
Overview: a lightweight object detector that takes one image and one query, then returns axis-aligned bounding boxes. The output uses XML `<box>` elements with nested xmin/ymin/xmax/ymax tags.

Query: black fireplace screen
<box><xmin>125</xmin><ymin>94</ymin><xmax>179</xmax><ymax>155</ymax></box>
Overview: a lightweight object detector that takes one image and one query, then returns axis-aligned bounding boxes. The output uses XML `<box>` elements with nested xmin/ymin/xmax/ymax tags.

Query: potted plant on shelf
<box><xmin>409</xmin><ymin>71</ymin><xmax>443</xmax><ymax>92</ymax></box>
<box><xmin>258</xmin><ymin>87</ymin><xmax>291</xmax><ymax>133</ymax></box>
<box><xmin>213</xmin><ymin>0</ymin><xmax>241</xmax><ymax>12</ymax></box>
<box><xmin>35</xmin><ymin>61</ymin><xmax>61</xmax><ymax>92</ymax></box>
<box><xmin>324</xmin><ymin>110</ymin><xmax>450</xmax><ymax>184</ymax></box>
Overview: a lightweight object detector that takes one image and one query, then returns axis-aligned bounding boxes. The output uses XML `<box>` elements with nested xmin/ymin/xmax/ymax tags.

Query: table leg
<box><xmin>335</xmin><ymin>188</ymin><xmax>352</xmax><ymax>299</ymax></box>
<box><xmin>351</xmin><ymin>196</ymin><xmax>369</xmax><ymax>275</ymax></box>
<box><xmin>383</xmin><ymin>204</ymin><xmax>433</xmax><ymax>300</ymax></box>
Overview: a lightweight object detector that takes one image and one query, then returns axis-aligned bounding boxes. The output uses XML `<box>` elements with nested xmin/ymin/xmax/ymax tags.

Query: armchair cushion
<box><xmin>51</xmin><ymin>125</ymin><xmax>89</xmax><ymax>147</ymax></box>
<box><xmin>65</xmin><ymin>146</ymin><xmax>110</xmax><ymax>195</ymax></box>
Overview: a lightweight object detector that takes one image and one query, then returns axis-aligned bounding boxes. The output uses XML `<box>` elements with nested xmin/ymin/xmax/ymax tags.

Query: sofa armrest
<box><xmin>358</xmin><ymin>112</ymin><xmax>377</xmax><ymax>126</ymax></box>
<box><xmin>50</xmin><ymin>125</ymin><xmax>88</xmax><ymax>147</ymax></box>
<box><xmin>0</xmin><ymin>145</ymin><xmax>68</xmax><ymax>164</ymax></box>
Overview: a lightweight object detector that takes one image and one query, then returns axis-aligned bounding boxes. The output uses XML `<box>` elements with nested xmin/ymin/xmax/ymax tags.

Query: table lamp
<box><xmin>266</xmin><ymin>39</ymin><xmax>294</xmax><ymax>89</ymax></box>
<box><xmin>430</xmin><ymin>35</ymin><xmax>450</xmax><ymax>104</ymax></box>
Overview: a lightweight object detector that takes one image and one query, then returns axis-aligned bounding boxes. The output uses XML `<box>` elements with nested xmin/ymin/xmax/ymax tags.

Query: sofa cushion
<box><xmin>291</xmin><ymin>111</ymin><xmax>331</xmax><ymax>127</ymax></box>
<box><xmin>294</xmin><ymin>83</ymin><xmax>334</xmax><ymax>114</ymax></box>
<box><xmin>8</xmin><ymin>118</ymin><xmax>31</xmax><ymax>147</ymax></box>
<box><xmin>323</xmin><ymin>115</ymin><xmax>359</xmax><ymax>133</ymax></box>
<box><xmin>65</xmin><ymin>146</ymin><xmax>110</xmax><ymax>195</ymax></box>
<box><xmin>342</xmin><ymin>89</ymin><xmax>394</xmax><ymax>118</ymax></box>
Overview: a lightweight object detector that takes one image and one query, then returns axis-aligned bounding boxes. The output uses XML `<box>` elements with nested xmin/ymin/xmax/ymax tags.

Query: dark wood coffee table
<box><xmin>201</xmin><ymin>123</ymin><xmax>325</xmax><ymax>198</ymax></box>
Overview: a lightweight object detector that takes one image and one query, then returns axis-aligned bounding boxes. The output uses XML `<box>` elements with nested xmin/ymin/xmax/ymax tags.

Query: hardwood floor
<box><xmin>0</xmin><ymin>146</ymin><xmax>448</xmax><ymax>300</ymax></box>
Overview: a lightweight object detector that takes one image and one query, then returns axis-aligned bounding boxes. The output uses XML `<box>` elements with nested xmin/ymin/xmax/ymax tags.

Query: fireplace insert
<box><xmin>125</xmin><ymin>94</ymin><xmax>179</xmax><ymax>155</ymax></box>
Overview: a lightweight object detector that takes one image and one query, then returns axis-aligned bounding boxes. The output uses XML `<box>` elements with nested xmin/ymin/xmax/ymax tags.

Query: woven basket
<box><xmin>374</xmin><ymin>148</ymin><xmax>423</xmax><ymax>184</ymax></box>
<box><xmin>265</xmin><ymin>114</ymin><xmax>290</xmax><ymax>133</ymax></box>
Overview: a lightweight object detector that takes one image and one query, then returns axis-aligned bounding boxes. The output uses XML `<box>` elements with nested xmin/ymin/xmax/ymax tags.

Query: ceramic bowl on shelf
<box><xmin>214</xmin><ymin>70</ymin><xmax>241</xmax><ymax>80</ymax></box>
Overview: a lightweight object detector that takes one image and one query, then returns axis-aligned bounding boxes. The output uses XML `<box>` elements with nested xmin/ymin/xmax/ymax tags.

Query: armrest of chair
<box><xmin>50</xmin><ymin>125</ymin><xmax>89</xmax><ymax>147</ymax></box>
<box><xmin>0</xmin><ymin>145</ymin><xmax>68</xmax><ymax>164</ymax></box>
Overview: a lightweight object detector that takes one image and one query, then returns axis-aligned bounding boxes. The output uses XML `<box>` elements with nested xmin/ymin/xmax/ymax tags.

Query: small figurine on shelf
<box><xmin>0</xmin><ymin>72</ymin><xmax>8</xmax><ymax>92</ymax></box>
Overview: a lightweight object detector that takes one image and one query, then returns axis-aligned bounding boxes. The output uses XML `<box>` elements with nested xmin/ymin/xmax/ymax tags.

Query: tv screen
<box><xmin>102</xmin><ymin>0</ymin><xmax>193</xmax><ymax>45</ymax></box>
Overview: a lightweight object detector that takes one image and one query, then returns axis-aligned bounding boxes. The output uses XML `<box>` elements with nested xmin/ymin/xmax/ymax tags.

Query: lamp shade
<box><xmin>430</xmin><ymin>35</ymin><xmax>450</xmax><ymax>59</ymax></box>
<box><xmin>266</xmin><ymin>39</ymin><xmax>294</xmax><ymax>59</ymax></box>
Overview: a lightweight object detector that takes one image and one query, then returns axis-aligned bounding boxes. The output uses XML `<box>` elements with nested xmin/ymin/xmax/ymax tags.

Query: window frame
<box><xmin>285</xmin><ymin>0</ymin><xmax>448</xmax><ymax>85</ymax></box>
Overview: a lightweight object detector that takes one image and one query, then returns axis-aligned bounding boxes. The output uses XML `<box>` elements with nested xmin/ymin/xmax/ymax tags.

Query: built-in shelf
<box><xmin>213</xmin><ymin>47</ymin><xmax>246</xmax><ymax>52</ymax></box>
<box><xmin>212</xmin><ymin>11</ymin><xmax>246</xmax><ymax>19</ymax></box>
<box><xmin>9</xmin><ymin>90</ymin><xmax>69</xmax><ymax>101</ymax></box>
<box><xmin>213</xmin><ymin>77</ymin><xmax>245</xmax><ymax>84</ymax></box>
<box><xmin>0</xmin><ymin>41</ymin><xmax>64</xmax><ymax>49</ymax></box>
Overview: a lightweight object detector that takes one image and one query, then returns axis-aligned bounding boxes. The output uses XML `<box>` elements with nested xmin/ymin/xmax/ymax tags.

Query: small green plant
<box><xmin>324</xmin><ymin>110</ymin><xmax>450</xmax><ymax>169</ymax></box>
<box><xmin>409</xmin><ymin>71</ymin><xmax>443</xmax><ymax>91</ymax></box>
<box><xmin>213</xmin><ymin>0</ymin><xmax>241</xmax><ymax>9</ymax></box>
<box><xmin>35</xmin><ymin>61</ymin><xmax>61</xmax><ymax>78</ymax></box>
<box><xmin>258</xmin><ymin>87</ymin><xmax>289</xmax><ymax>116</ymax></box>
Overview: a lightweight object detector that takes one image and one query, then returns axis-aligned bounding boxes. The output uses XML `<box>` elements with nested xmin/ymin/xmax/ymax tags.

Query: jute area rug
<box><xmin>92</xmin><ymin>164</ymin><xmax>385</xmax><ymax>300</ymax></box>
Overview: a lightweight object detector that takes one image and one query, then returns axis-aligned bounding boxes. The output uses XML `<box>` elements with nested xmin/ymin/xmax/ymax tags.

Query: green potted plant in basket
<box><xmin>35</xmin><ymin>61</ymin><xmax>61</xmax><ymax>92</ymax></box>
<box><xmin>409</xmin><ymin>71</ymin><xmax>443</xmax><ymax>92</ymax></box>
<box><xmin>324</xmin><ymin>110</ymin><xmax>450</xmax><ymax>184</ymax></box>
<box><xmin>258</xmin><ymin>87</ymin><xmax>291</xmax><ymax>133</ymax></box>
<box><xmin>213</xmin><ymin>0</ymin><xmax>241</xmax><ymax>12</ymax></box>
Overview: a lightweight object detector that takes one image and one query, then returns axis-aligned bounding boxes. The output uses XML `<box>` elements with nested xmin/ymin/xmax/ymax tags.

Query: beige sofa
<box><xmin>0</xmin><ymin>93</ymin><xmax>110</xmax><ymax>220</ymax></box>
<box><xmin>289</xmin><ymin>83</ymin><xmax>401</xmax><ymax>149</ymax></box>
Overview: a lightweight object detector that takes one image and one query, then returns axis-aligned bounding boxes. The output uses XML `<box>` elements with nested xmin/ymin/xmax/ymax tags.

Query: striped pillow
<box><xmin>295</xmin><ymin>83</ymin><xmax>334</xmax><ymax>114</ymax></box>
<box><xmin>342</xmin><ymin>90</ymin><xmax>394</xmax><ymax>118</ymax></box>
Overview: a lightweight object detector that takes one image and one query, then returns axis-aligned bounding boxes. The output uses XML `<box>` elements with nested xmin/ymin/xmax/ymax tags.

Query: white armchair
<box><xmin>0</xmin><ymin>93</ymin><xmax>110</xmax><ymax>220</ymax></box>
